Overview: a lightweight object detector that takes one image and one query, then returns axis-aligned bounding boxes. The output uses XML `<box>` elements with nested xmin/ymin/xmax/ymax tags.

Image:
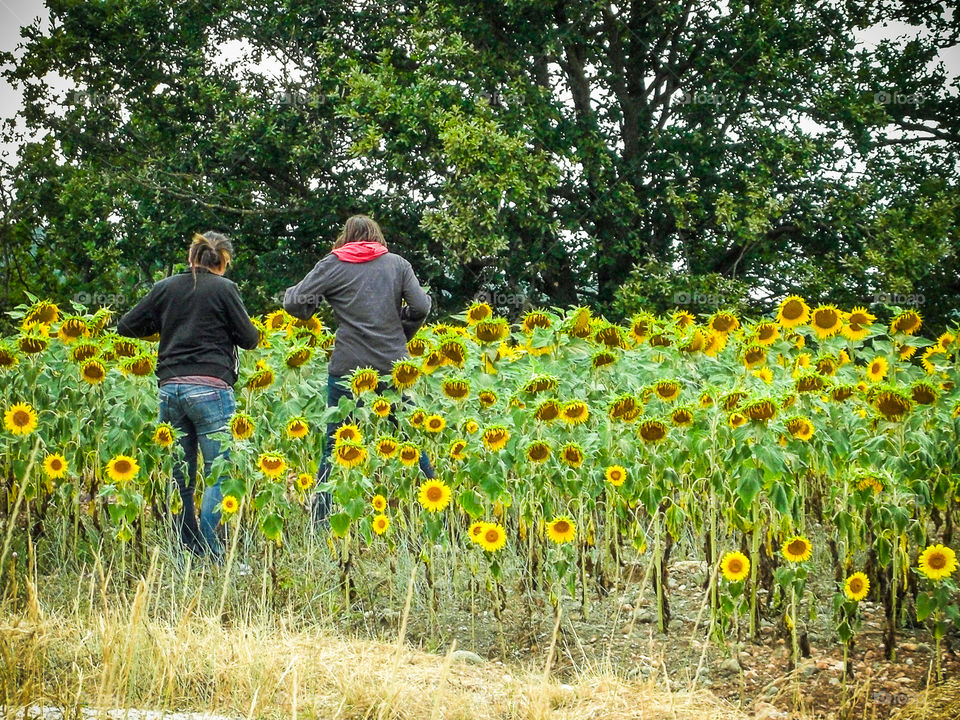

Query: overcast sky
<box><xmin>1</xmin><ymin>0</ymin><xmax>958</xmax><ymax>163</ymax></box>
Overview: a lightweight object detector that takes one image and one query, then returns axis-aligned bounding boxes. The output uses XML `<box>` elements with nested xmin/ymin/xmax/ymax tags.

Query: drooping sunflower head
<box><xmin>398</xmin><ymin>443</ymin><xmax>421</xmax><ymax>467</ymax></box>
<box><xmin>153</xmin><ymin>423</ymin><xmax>175</xmax><ymax>448</ymax></box>
<box><xmin>936</xmin><ymin>331</ymin><xmax>956</xmax><ymax>352</ymax></box>
<box><xmin>258</xmin><ymin>453</ymin><xmax>287</xmax><ymax>478</ymax></box>
<box><xmin>0</xmin><ymin>344</ymin><xmax>18</xmax><ymax>370</ymax></box>
<box><xmin>391</xmin><ymin>360</ymin><xmax>421</xmax><ymax>390</ymax></box>
<box><xmin>422</xmin><ymin>351</ymin><xmax>444</xmax><ymax>374</ymax></box>
<box><xmin>285</xmin><ymin>347</ymin><xmax>313</xmax><ymax>369</ymax></box>
<box><xmin>742</xmin><ymin>345</ymin><xmax>767</xmax><ymax>369</ymax></box>
<box><xmin>333</xmin><ymin>441</ymin><xmax>367</xmax><ymax>469</ymax></box>
<box><xmin>464</xmin><ymin>419</ymin><xmax>480</xmax><ymax>434</ymax></box>
<box><xmin>728</xmin><ymin>412</ymin><xmax>748</xmax><ymax>429</ymax></box>
<box><xmin>594</xmin><ymin>323</ymin><xmax>626</xmax><ymax>348</ymax></box>
<box><xmin>560</xmin><ymin>442</ymin><xmax>584</xmax><ymax>468</ymax></box>
<box><xmin>112</xmin><ymin>339</ymin><xmax>138</xmax><ymax>358</ymax></box>
<box><xmin>809</xmin><ymin>305</ymin><xmax>843</xmax><ymax>339</ymax></box>
<box><xmin>476</xmin><ymin>389</ymin><xmax>498</xmax><ymax>409</ymax></box>
<box><xmin>80</xmin><ymin>359</ymin><xmax>107</xmax><ymax>385</ymax></box>
<box><xmin>605</xmin><ymin>465</ymin><xmax>627</xmax><ymax>487</ymax></box>
<box><xmin>890</xmin><ymin>309</ymin><xmax>922</xmax><ymax>336</ymax></box>
<box><xmin>409</xmin><ymin>410</ymin><xmax>426</xmax><ymax>429</ymax></box>
<box><xmin>743</xmin><ymin>398</ymin><xmax>777</xmax><ymax>423</ymax></box>
<box><xmin>591</xmin><ymin>349</ymin><xmax>617</xmax><ymax>369</ymax></box>
<box><xmin>629</xmin><ymin>312</ymin><xmax>655</xmax><ymax>343</ymax></box>
<box><xmin>350</xmin><ymin>367</ymin><xmax>380</xmax><ymax>396</ymax></box>
<box><xmin>535</xmin><ymin>399</ymin><xmax>561</xmax><ymax>422</ymax></box>
<box><xmin>917</xmin><ymin>544</ymin><xmax>958</xmax><ymax>581</ymax></box>
<box><xmin>465</xmin><ymin>301</ymin><xmax>493</xmax><ymax>325</ymax></box>
<box><xmin>920</xmin><ymin>346</ymin><xmax>943</xmax><ymax>375</ymax></box>
<box><xmin>522</xmin><ymin>440</ymin><xmax>549</xmax><ymax>464</ymax></box>
<box><xmin>720</xmin><ymin>552</ymin><xmax>750</xmax><ymax>583</ymax></box>
<box><xmin>230</xmin><ymin>413</ymin><xmax>255</xmax><ymax>440</ymax></box>
<box><xmin>18</xmin><ymin>334</ymin><xmax>49</xmax><ymax>355</ymax></box>
<box><xmin>474</xmin><ymin>318</ymin><xmax>509</xmax><ymax>344</ymax></box>
<box><xmin>831</xmin><ymin>385</ymin><xmax>856</xmax><ymax>402</ymax></box>
<box><xmin>873</xmin><ymin>387</ymin><xmax>912</xmax><ymax>421</ymax></box>
<box><xmin>754</xmin><ymin>321</ymin><xmax>780</xmax><ymax>346</ymax></box>
<box><xmin>418</xmin><ymin>479</ymin><xmax>451</xmax><ymax>512</ymax></box>
<box><xmin>679</xmin><ymin>329</ymin><xmax>708</xmax><ymax>354</ymax></box>
<box><xmin>702</xmin><ymin>331</ymin><xmax>726</xmax><ymax>356</ymax></box>
<box><xmin>910</xmin><ymin>381</ymin><xmax>938</xmax><ymax>406</ymax></box>
<box><xmin>286</xmin><ymin>416</ymin><xmax>310</xmax><ymax>439</ymax></box>
<box><xmin>371</xmin><ymin>397</ymin><xmax>392</xmax><ymax>418</ymax></box>
<box><xmin>375</xmin><ymin>435</ymin><xmax>400</xmax><ymax>459</ymax></box>
<box><xmin>671</xmin><ymin>406</ymin><xmax>694</xmax><ymax>426</ymax></box>
<box><xmin>814</xmin><ymin>354</ymin><xmax>838</xmax><ymax>377</ymax></box>
<box><xmin>855</xmin><ymin>474</ymin><xmax>884</xmax><ymax>494</ymax></box>
<box><xmin>672</xmin><ymin>309</ymin><xmax>696</xmax><ymax>330</ymax></box>
<box><xmin>482</xmin><ymin>425</ymin><xmax>510</xmax><ymax>452</ymax></box>
<box><xmin>777</xmin><ymin>295</ymin><xmax>810</xmax><ymax>328</ymax></box>
<box><xmin>523</xmin><ymin>374</ymin><xmax>559</xmax><ymax>395</ymax></box>
<box><xmin>721</xmin><ymin>391</ymin><xmax>748</xmax><ymax>412</ymax></box>
<box><xmin>25</xmin><ymin>300</ymin><xmax>59</xmax><ymax>325</ymax></box>
<box><xmin>122</xmin><ymin>354</ymin><xmax>154</xmax><ymax>377</ymax></box>
<box><xmin>843</xmin><ymin>572</ymin><xmax>870</xmax><ymax>602</ymax></box>
<box><xmin>781</xmin><ymin>535</ymin><xmax>813</xmax><ymax>563</ymax></box>
<box><xmin>638</xmin><ymin>419</ymin><xmax>668</xmax><ymax>444</ymax></box>
<box><xmin>406</xmin><ymin>336</ymin><xmax>429</xmax><ymax>357</ymax></box>
<box><xmin>522</xmin><ymin>310</ymin><xmax>552</xmax><ymax>334</ymax></box>
<box><xmin>608</xmin><ymin>394</ymin><xmax>641</xmax><ymax>422</ymax></box>
<box><xmin>546</xmin><ymin>516</ymin><xmax>576</xmax><ymax>544</ymax></box>
<box><xmin>245</xmin><ymin>367</ymin><xmax>274</xmax><ymax>391</ymax></box>
<box><xmin>106</xmin><ymin>454</ymin><xmax>140</xmax><ymax>484</ymax></box>
<box><xmin>334</xmin><ymin>423</ymin><xmax>364</xmax><ymax>445</ymax></box>
<box><xmin>448</xmin><ymin>438</ymin><xmax>468</xmax><ymax>461</ymax></box>
<box><xmin>795</xmin><ymin>371</ymin><xmax>826</xmax><ymax>394</ymax></box>
<box><xmin>565</xmin><ymin>307</ymin><xmax>593</xmax><ymax>338</ymax></box>
<box><xmin>560</xmin><ymin>400</ymin><xmax>590</xmax><ymax>425</ymax></box>
<box><xmin>785</xmin><ymin>415</ymin><xmax>814</xmax><ymax>441</ymax></box>
<box><xmin>654</xmin><ymin>380</ymin><xmax>681</xmax><ymax>403</ymax></box>
<box><xmin>57</xmin><ymin>316</ymin><xmax>88</xmax><ymax>343</ymax></box>
<box><xmin>439</xmin><ymin>338</ymin><xmax>468</xmax><ymax>367</ymax></box>
<box><xmin>709</xmin><ymin>310</ymin><xmax>740</xmax><ymax>335</ymax></box>
<box><xmin>43</xmin><ymin>453</ymin><xmax>69</xmax><ymax>480</ymax></box>
<box><xmin>442</xmin><ymin>378</ymin><xmax>470</xmax><ymax>401</ymax></box>
<box><xmin>4</xmin><ymin>402</ymin><xmax>38</xmax><ymax>436</ymax></box>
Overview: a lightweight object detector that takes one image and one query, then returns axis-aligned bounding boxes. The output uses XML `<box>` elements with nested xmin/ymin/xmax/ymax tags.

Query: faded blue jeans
<box><xmin>159</xmin><ymin>382</ymin><xmax>235</xmax><ymax>559</ymax></box>
<box><xmin>313</xmin><ymin>375</ymin><xmax>434</xmax><ymax>524</ymax></box>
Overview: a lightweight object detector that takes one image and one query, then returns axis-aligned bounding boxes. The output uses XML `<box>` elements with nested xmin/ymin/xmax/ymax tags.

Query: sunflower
<box><xmin>398</xmin><ymin>444</ymin><xmax>421</xmax><ymax>467</ymax></box>
<box><xmin>795</xmin><ymin>372</ymin><xmax>826</xmax><ymax>393</ymax></box>
<box><xmin>0</xmin><ymin>345</ymin><xmax>18</xmax><ymax>369</ymax></box>
<box><xmin>80</xmin><ymin>359</ymin><xmax>107</xmax><ymax>384</ymax></box>
<box><xmin>439</xmin><ymin>339</ymin><xmax>467</xmax><ymax>367</ymax></box>
<box><xmin>896</xmin><ymin>343</ymin><xmax>917</xmax><ymax>361</ymax></box>
<box><xmin>286</xmin><ymin>417</ymin><xmax>310</xmax><ymax>439</ymax></box>
<box><xmin>121</xmin><ymin>354</ymin><xmax>154</xmax><ymax>377</ymax></box>
<box><xmin>755</xmin><ymin>321</ymin><xmax>780</xmax><ymax>346</ymax></box>
<box><xmin>605</xmin><ymin>465</ymin><xmax>627</xmax><ymax>487</ymax></box>
<box><xmin>520</xmin><ymin>440</ymin><xmax>550</xmax><ymax>464</ymax></box>
<box><xmin>628</xmin><ymin>313</ymin><xmax>653</xmax><ymax>343</ymax></box>
<box><xmin>547</xmin><ymin>516</ymin><xmax>576</xmax><ymax>544</ymax></box>
<box><xmin>43</xmin><ymin>453</ymin><xmax>69</xmax><ymax>480</ymax></box>
<box><xmin>842</xmin><ymin>307</ymin><xmax>875</xmax><ymax>341</ymax></box>
<box><xmin>809</xmin><ymin>305</ymin><xmax>843</xmax><ymax>339</ymax></box>
<box><xmin>743</xmin><ymin>398</ymin><xmax>776</xmax><ymax>422</ymax></box>
<box><xmin>285</xmin><ymin>347</ymin><xmax>313</xmax><ymax>368</ymax></box>
<box><xmin>856</xmin><ymin>475</ymin><xmax>883</xmax><ymax>494</ymax></box>
<box><xmin>917</xmin><ymin>544</ymin><xmax>958</xmax><ymax>581</ymax></box>
<box><xmin>729</xmin><ymin>412</ymin><xmax>747</xmax><ymax>429</ymax></box>
<box><xmin>106</xmin><ymin>454</ymin><xmax>140</xmax><ymax>484</ymax></box>
<box><xmin>890</xmin><ymin>309</ymin><xmax>922</xmax><ymax>336</ymax></box>
<box><xmin>591</xmin><ymin>349</ymin><xmax>617</xmax><ymax>369</ymax></box>
<box><xmin>478</xmin><ymin>523</ymin><xmax>507</xmax><ymax>552</ymax></box>
<box><xmin>638</xmin><ymin>419</ymin><xmax>668</xmax><ymax>443</ymax></box>
<box><xmin>350</xmin><ymin>368</ymin><xmax>380</xmax><ymax>395</ymax></box>
<box><xmin>777</xmin><ymin>296</ymin><xmax>810</xmax><ymax>328</ymax></box>
<box><xmin>753</xmin><ymin>367</ymin><xmax>773</xmax><ymax>383</ymax></box>
<box><xmin>831</xmin><ymin>385</ymin><xmax>855</xmax><ymax>402</ymax></box>
<box><xmin>221</xmin><ymin>495</ymin><xmax>240</xmax><ymax>514</ymax></box>
<box><xmin>560</xmin><ymin>443</ymin><xmax>584</xmax><ymax>468</ymax></box>
<box><xmin>722</xmin><ymin>391</ymin><xmax>747</xmax><ymax>412</ymax></box>
<box><xmin>392</xmin><ymin>361</ymin><xmax>421</xmax><ymax>390</ymax></box>
<box><xmin>866</xmin><ymin>356</ymin><xmax>888</xmax><ymax>383</ymax></box>
<box><xmin>743</xmin><ymin>345</ymin><xmax>767</xmax><ymax>369</ymax></box>
<box><xmin>910</xmin><ymin>381</ymin><xmax>937</xmax><ymax>406</ymax></box>
<box><xmin>671</xmin><ymin>407</ymin><xmax>694</xmax><ymax>426</ymax></box>
<box><xmin>25</xmin><ymin>300</ymin><xmax>59</xmax><ymax>325</ymax></box>
<box><xmin>523</xmin><ymin>374</ymin><xmax>559</xmax><ymax>395</ymax></box>
<box><xmin>786</xmin><ymin>416</ymin><xmax>814</xmax><ymax>440</ymax></box>
<box><xmin>679</xmin><ymin>329</ymin><xmax>707</xmax><ymax>354</ymax></box>
<box><xmin>258</xmin><ymin>453</ymin><xmax>287</xmax><ymax>478</ymax></box>
<box><xmin>418</xmin><ymin>479</ymin><xmax>451</xmax><ymax>512</ymax></box>
<box><xmin>295</xmin><ymin>473</ymin><xmax>314</xmax><ymax>491</ymax></box>
<box><xmin>566</xmin><ymin>307</ymin><xmax>593</xmax><ymax>338</ymax></box>
<box><xmin>57</xmin><ymin>317</ymin><xmax>88</xmax><ymax>343</ymax></box>
<box><xmin>442</xmin><ymin>378</ymin><xmax>470</xmax><ymax>401</ymax></box>
<box><xmin>608</xmin><ymin>394</ymin><xmax>641</xmax><ymax>422</ymax></box>
<box><xmin>17</xmin><ymin>333</ymin><xmax>48</xmax><ymax>355</ymax></box>
<box><xmin>264</xmin><ymin>310</ymin><xmax>288</xmax><ymax>330</ymax></box>
<box><xmin>372</xmin><ymin>514</ymin><xmax>390</xmax><ymax>535</ymax></box>
<box><xmin>522</xmin><ymin>310</ymin><xmax>551</xmax><ymax>333</ymax></box>
<box><xmin>920</xmin><ymin>346</ymin><xmax>942</xmax><ymax>374</ymax></box>
<box><xmin>371</xmin><ymin>494</ymin><xmax>387</xmax><ymax>512</ymax></box>
<box><xmin>406</xmin><ymin>337</ymin><xmax>429</xmax><ymax>357</ymax></box>
<box><xmin>815</xmin><ymin>355</ymin><xmax>838</xmax><ymax>376</ymax></box>
<box><xmin>468</xmin><ymin>521</ymin><xmax>488</xmax><ymax>545</ymax></box>
<box><xmin>464</xmin><ymin>419</ymin><xmax>480</xmax><ymax>434</ymax></box>
<box><xmin>334</xmin><ymin>423</ymin><xmax>364</xmax><ymax>445</ymax></box>
<box><xmin>465</xmin><ymin>301</ymin><xmax>493</xmax><ymax>325</ymax></box>
<box><xmin>534</xmin><ymin>399</ymin><xmax>561</xmax><ymax>422</ymax></box>
<box><xmin>874</xmin><ymin>388</ymin><xmax>912</xmax><ymax>421</ymax></box>
<box><xmin>702</xmin><ymin>332</ymin><xmax>726</xmax><ymax>356</ymax></box>
<box><xmin>709</xmin><ymin>311</ymin><xmax>740</xmax><ymax>335</ymax></box>
<box><xmin>560</xmin><ymin>400</ymin><xmax>590</xmax><ymax>425</ymax></box>
<box><xmin>720</xmin><ymin>552</ymin><xmax>750</xmax><ymax>582</ymax></box>
<box><xmin>781</xmin><ymin>536</ymin><xmax>813</xmax><ymax>563</ymax></box>
<box><xmin>153</xmin><ymin>423</ymin><xmax>175</xmax><ymax>448</ymax></box>
<box><xmin>370</xmin><ymin>397</ymin><xmax>392</xmax><ymax>418</ymax></box>
<box><xmin>448</xmin><ymin>438</ymin><xmax>468</xmax><ymax>461</ymax></box>
<box><xmin>334</xmin><ymin>442</ymin><xmax>367</xmax><ymax>469</ymax></box>
<box><xmin>3</xmin><ymin>402</ymin><xmax>37</xmax><ymax>436</ymax></box>
<box><xmin>230</xmin><ymin>413</ymin><xmax>255</xmax><ymax>440</ymax></box>
<box><xmin>245</xmin><ymin>367</ymin><xmax>274</xmax><ymax>391</ymax></box>
<box><xmin>699</xmin><ymin>392</ymin><xmax>714</xmax><ymax>408</ymax></box>
<box><xmin>654</xmin><ymin>380</ymin><xmax>681</xmax><ymax>402</ymax></box>
<box><xmin>424</xmin><ymin>414</ymin><xmax>446</xmax><ymax>433</ymax></box>
<box><xmin>595</xmin><ymin>324</ymin><xmax>626</xmax><ymax>348</ymax></box>
<box><xmin>375</xmin><ymin>435</ymin><xmax>400</xmax><ymax>459</ymax></box>
<box><xmin>844</xmin><ymin>572</ymin><xmax>870</xmax><ymax>602</ymax></box>
<box><xmin>474</xmin><ymin>318</ymin><xmax>509</xmax><ymax>344</ymax></box>
<box><xmin>936</xmin><ymin>331</ymin><xmax>956</xmax><ymax>352</ymax></box>
<box><xmin>673</xmin><ymin>309</ymin><xmax>696</xmax><ymax>329</ymax></box>
<box><xmin>482</xmin><ymin>425</ymin><xmax>510</xmax><ymax>452</ymax></box>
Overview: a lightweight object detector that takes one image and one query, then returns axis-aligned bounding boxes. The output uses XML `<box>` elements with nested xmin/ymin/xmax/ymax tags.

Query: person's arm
<box><xmin>117</xmin><ymin>285</ymin><xmax>162</xmax><ymax>338</ymax></box>
<box><xmin>283</xmin><ymin>258</ymin><xmax>329</xmax><ymax>320</ymax></box>
<box><xmin>223</xmin><ymin>283</ymin><xmax>260</xmax><ymax>350</ymax></box>
<box><xmin>399</xmin><ymin>262</ymin><xmax>431</xmax><ymax>339</ymax></box>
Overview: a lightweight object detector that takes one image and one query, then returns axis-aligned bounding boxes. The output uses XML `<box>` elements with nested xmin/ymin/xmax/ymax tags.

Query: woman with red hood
<box><xmin>284</xmin><ymin>215</ymin><xmax>434</xmax><ymax>524</ymax></box>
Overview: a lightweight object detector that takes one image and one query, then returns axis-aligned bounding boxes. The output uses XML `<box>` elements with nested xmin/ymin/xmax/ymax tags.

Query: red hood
<box><xmin>331</xmin><ymin>241</ymin><xmax>389</xmax><ymax>263</ymax></box>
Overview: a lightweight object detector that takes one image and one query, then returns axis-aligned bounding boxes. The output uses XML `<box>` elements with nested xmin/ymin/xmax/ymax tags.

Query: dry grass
<box><xmin>1</xmin><ymin>580</ymin><xmax>751</xmax><ymax>720</ymax></box>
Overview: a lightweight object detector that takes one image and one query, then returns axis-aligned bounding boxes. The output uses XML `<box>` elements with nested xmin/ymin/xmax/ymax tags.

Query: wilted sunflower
<box><xmin>442</xmin><ymin>378</ymin><xmax>470</xmax><ymax>400</ymax></box>
<box><xmin>122</xmin><ymin>354</ymin><xmax>154</xmax><ymax>377</ymax></box>
<box><xmin>754</xmin><ymin>321</ymin><xmax>780</xmax><ymax>346</ymax></box>
<box><xmin>478</xmin><ymin>523</ymin><xmax>507</xmax><ymax>552</ymax></box>
<box><xmin>608</xmin><ymin>394</ymin><xmax>641</xmax><ymax>422</ymax></box>
<box><xmin>422</xmin><ymin>351</ymin><xmax>444</xmax><ymax>374</ymax></box>
<box><xmin>258</xmin><ymin>453</ymin><xmax>287</xmax><ymax>478</ymax></box>
<box><xmin>547</xmin><ymin>516</ymin><xmax>576</xmax><ymax>544</ymax></box>
<box><xmin>729</xmin><ymin>412</ymin><xmax>748</xmax><ymax>429</ymax></box>
<box><xmin>43</xmin><ymin>453</ymin><xmax>69</xmax><ymax>480</ymax></box>
<box><xmin>482</xmin><ymin>425</ymin><xmax>510</xmax><ymax>452</ymax></box>
<box><xmin>465</xmin><ymin>301</ymin><xmax>492</xmax><ymax>325</ymax></box>
<box><xmin>334</xmin><ymin>442</ymin><xmax>367</xmax><ymax>468</ymax></box>
<box><xmin>917</xmin><ymin>544</ymin><xmax>957</xmax><ymax>581</ymax></box>
<box><xmin>560</xmin><ymin>443</ymin><xmax>584</xmax><ymax>468</ymax></box>
<box><xmin>654</xmin><ymin>380</ymin><xmax>680</xmax><ymax>402</ymax></box>
<box><xmin>406</xmin><ymin>337</ymin><xmax>428</xmax><ymax>357</ymax></box>
<box><xmin>781</xmin><ymin>536</ymin><xmax>813</xmax><ymax>563</ymax></box>
<box><xmin>831</xmin><ymin>385</ymin><xmax>855</xmax><ymax>402</ymax></box>
<box><xmin>526</xmin><ymin>440</ymin><xmax>551</xmax><ymax>463</ymax></box>
<box><xmin>560</xmin><ymin>400</ymin><xmax>590</xmax><ymax>425</ymax></box>
<box><xmin>111</xmin><ymin>339</ymin><xmax>138</xmax><ymax>358</ymax></box>
<box><xmin>742</xmin><ymin>345</ymin><xmax>767</xmax><ymax>369</ymax></box>
<box><xmin>439</xmin><ymin>338</ymin><xmax>467</xmax><ymax>367</ymax></box>
<box><xmin>786</xmin><ymin>416</ymin><xmax>814</xmax><ymax>440</ymax></box>
<box><xmin>709</xmin><ymin>311</ymin><xmax>740</xmax><ymax>335</ymax></box>
<box><xmin>245</xmin><ymin>367</ymin><xmax>274</xmax><ymax>391</ymax></box>
<box><xmin>842</xmin><ymin>307</ymin><xmax>875</xmax><ymax>341</ymax></box>
<box><xmin>795</xmin><ymin>372</ymin><xmax>826</xmax><ymax>393</ymax></box>
<box><xmin>106</xmin><ymin>454</ymin><xmax>139</xmax><ymax>484</ymax></box>
<box><xmin>522</xmin><ymin>310</ymin><xmax>551</xmax><ymax>333</ymax></box>
<box><xmin>18</xmin><ymin>334</ymin><xmax>49</xmax><ymax>354</ymax></box>
<box><xmin>535</xmin><ymin>399</ymin><xmax>561</xmax><ymax>422</ymax></box>
<box><xmin>463</xmin><ymin>419</ymin><xmax>480</xmax><ymax>434</ymax></box>
<box><xmin>591</xmin><ymin>349</ymin><xmax>617</xmax><ymax>369</ymax></box>
<box><xmin>221</xmin><ymin>495</ymin><xmax>240</xmax><ymax>514</ymax></box>
<box><xmin>424</xmin><ymin>414</ymin><xmax>446</xmax><ymax>433</ymax></box>
<box><xmin>605</xmin><ymin>465</ymin><xmax>627</xmax><ymax>487</ymax></box>
<box><xmin>230</xmin><ymin>413</ymin><xmax>255</xmax><ymax>440</ymax></box>
<box><xmin>699</xmin><ymin>392</ymin><xmax>714</xmax><ymax>408</ymax></box>
<box><xmin>477</xmin><ymin>389</ymin><xmax>498</xmax><ymax>408</ymax></box>
<box><xmin>285</xmin><ymin>347</ymin><xmax>312</xmax><ymax>368</ymax></box>
<box><xmin>370</xmin><ymin>397</ymin><xmax>392</xmax><ymax>418</ymax></box>
<box><xmin>815</xmin><ymin>355</ymin><xmax>838</xmax><ymax>376</ymax></box>
<box><xmin>391</xmin><ymin>361</ymin><xmax>420</xmax><ymax>390</ymax></box>
<box><xmin>721</xmin><ymin>552</ymin><xmax>750</xmax><ymax>582</ymax></box>
<box><xmin>874</xmin><ymin>388</ymin><xmax>912</xmax><ymax>421</ymax></box>
<box><xmin>844</xmin><ymin>573</ymin><xmax>870</xmax><ymax>602</ymax></box>
<box><xmin>153</xmin><ymin>423</ymin><xmax>175</xmax><ymax>448</ymax></box>
<box><xmin>418</xmin><ymin>479</ymin><xmax>451</xmax><ymax>512</ymax></box>
<box><xmin>3</xmin><ymin>402</ymin><xmax>37</xmax><ymax>436</ymax></box>
<box><xmin>25</xmin><ymin>300</ymin><xmax>59</xmax><ymax>325</ymax></box>
<box><xmin>57</xmin><ymin>317</ymin><xmax>88</xmax><ymax>343</ymax></box>
<box><xmin>594</xmin><ymin>323</ymin><xmax>625</xmax><ymax>348</ymax></box>
<box><xmin>523</xmin><ymin>374</ymin><xmax>559</xmax><ymax>394</ymax></box>
<box><xmin>350</xmin><ymin>368</ymin><xmax>380</xmax><ymax>395</ymax></box>
<box><xmin>722</xmin><ymin>391</ymin><xmax>748</xmax><ymax>412</ymax></box>
<box><xmin>777</xmin><ymin>295</ymin><xmax>810</xmax><ymax>328</ymax></box>
<box><xmin>910</xmin><ymin>381</ymin><xmax>938</xmax><ymax>405</ymax></box>
<box><xmin>375</xmin><ymin>435</ymin><xmax>400</xmax><ymax>459</ymax></box>
<box><xmin>334</xmin><ymin>423</ymin><xmax>364</xmax><ymax>445</ymax></box>
<box><xmin>398</xmin><ymin>443</ymin><xmax>420</xmax><ymax>466</ymax></box>
<box><xmin>671</xmin><ymin>407</ymin><xmax>694</xmax><ymax>426</ymax></box>
<box><xmin>448</xmin><ymin>438</ymin><xmax>468</xmax><ymax>461</ymax></box>
<box><xmin>0</xmin><ymin>345</ymin><xmax>18</xmax><ymax>369</ymax></box>
<box><xmin>743</xmin><ymin>399</ymin><xmax>776</xmax><ymax>422</ymax></box>
<box><xmin>474</xmin><ymin>318</ymin><xmax>509</xmax><ymax>343</ymax></box>
<box><xmin>408</xmin><ymin>410</ymin><xmax>426</xmax><ymax>429</ymax></box>
<box><xmin>865</xmin><ymin>356</ymin><xmax>888</xmax><ymax>383</ymax></box>
<box><xmin>890</xmin><ymin>309</ymin><xmax>922</xmax><ymax>336</ymax></box>
<box><xmin>372</xmin><ymin>514</ymin><xmax>390</xmax><ymax>535</ymax></box>
<box><xmin>638</xmin><ymin>419</ymin><xmax>668</xmax><ymax>443</ymax></box>
<box><xmin>286</xmin><ymin>417</ymin><xmax>309</xmax><ymax>439</ymax></box>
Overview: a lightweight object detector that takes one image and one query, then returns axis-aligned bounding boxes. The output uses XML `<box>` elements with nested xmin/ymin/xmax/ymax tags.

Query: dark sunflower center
<box><xmin>782</xmin><ymin>300</ymin><xmax>803</xmax><ymax>319</ymax></box>
<box><xmin>264</xmin><ymin>458</ymin><xmax>282</xmax><ymax>470</ymax></box>
<box><xmin>928</xmin><ymin>553</ymin><xmax>946</xmax><ymax>570</ymax></box>
<box><xmin>788</xmin><ymin>540</ymin><xmax>807</xmax><ymax>556</ymax></box>
<box><xmin>849</xmin><ymin>578</ymin><xmax>864</xmax><ymax>593</ymax></box>
<box><xmin>728</xmin><ymin>559</ymin><xmax>743</xmax><ymax>574</ymax></box>
<box><xmin>484</xmin><ymin>529</ymin><xmax>499</xmax><ymax>543</ymax></box>
<box><xmin>114</xmin><ymin>460</ymin><xmax>131</xmax><ymax>474</ymax></box>
<box><xmin>426</xmin><ymin>486</ymin><xmax>443</xmax><ymax>502</ymax></box>
<box><xmin>13</xmin><ymin>410</ymin><xmax>30</xmax><ymax>426</ymax></box>
<box><xmin>50</xmin><ymin>458</ymin><xmax>63</xmax><ymax>470</ymax></box>
<box><xmin>554</xmin><ymin>521</ymin><xmax>570</xmax><ymax>534</ymax></box>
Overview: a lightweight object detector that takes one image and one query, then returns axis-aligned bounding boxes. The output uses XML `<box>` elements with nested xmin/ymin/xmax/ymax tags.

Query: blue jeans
<box><xmin>159</xmin><ymin>383</ymin><xmax>235</xmax><ymax>558</ymax></box>
<box><xmin>313</xmin><ymin>375</ymin><xmax>435</xmax><ymax>523</ymax></box>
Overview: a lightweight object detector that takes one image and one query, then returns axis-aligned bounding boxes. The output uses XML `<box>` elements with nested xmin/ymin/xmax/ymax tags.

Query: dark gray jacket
<box><xmin>283</xmin><ymin>251</ymin><xmax>431</xmax><ymax>376</ymax></box>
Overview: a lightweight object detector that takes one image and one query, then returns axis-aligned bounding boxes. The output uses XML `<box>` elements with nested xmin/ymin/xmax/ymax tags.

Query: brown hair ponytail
<box><xmin>189</xmin><ymin>231</ymin><xmax>233</xmax><ymax>279</ymax></box>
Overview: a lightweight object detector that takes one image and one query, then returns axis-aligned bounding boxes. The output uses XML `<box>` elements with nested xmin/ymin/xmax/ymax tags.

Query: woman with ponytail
<box><xmin>119</xmin><ymin>231</ymin><xmax>259</xmax><ymax>560</ymax></box>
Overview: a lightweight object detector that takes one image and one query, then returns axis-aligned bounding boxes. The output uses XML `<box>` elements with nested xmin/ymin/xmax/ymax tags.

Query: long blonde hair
<box><xmin>333</xmin><ymin>215</ymin><xmax>387</xmax><ymax>250</ymax></box>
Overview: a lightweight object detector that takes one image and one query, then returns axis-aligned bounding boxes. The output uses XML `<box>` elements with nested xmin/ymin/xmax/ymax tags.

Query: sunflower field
<box><xmin>2</xmin><ymin>295</ymin><xmax>960</xmax><ymax>674</ymax></box>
